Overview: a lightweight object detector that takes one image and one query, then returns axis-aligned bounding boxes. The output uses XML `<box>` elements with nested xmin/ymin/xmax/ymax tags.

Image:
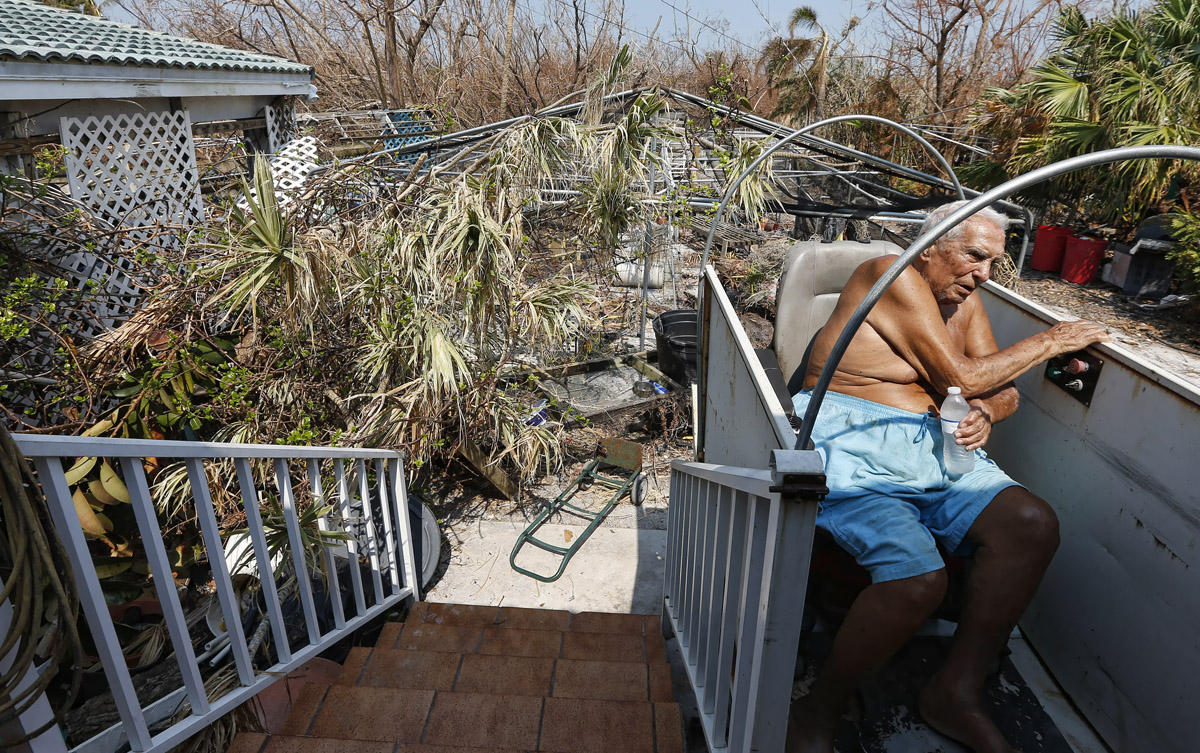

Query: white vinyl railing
<box><xmin>7</xmin><ymin>435</ymin><xmax>420</xmax><ymax>753</ymax></box>
<box><xmin>663</xmin><ymin>453</ymin><xmax>823</xmax><ymax>753</ymax></box>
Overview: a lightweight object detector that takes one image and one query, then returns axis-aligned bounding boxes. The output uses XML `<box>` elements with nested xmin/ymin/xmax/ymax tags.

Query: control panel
<box><xmin>1044</xmin><ymin>350</ymin><xmax>1104</xmax><ymax>406</ymax></box>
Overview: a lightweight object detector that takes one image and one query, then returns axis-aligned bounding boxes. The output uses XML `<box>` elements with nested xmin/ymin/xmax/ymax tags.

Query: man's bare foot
<box><xmin>918</xmin><ymin>676</ymin><xmax>1019</xmax><ymax>753</ymax></box>
<box><xmin>786</xmin><ymin>694</ymin><xmax>839</xmax><ymax>753</ymax></box>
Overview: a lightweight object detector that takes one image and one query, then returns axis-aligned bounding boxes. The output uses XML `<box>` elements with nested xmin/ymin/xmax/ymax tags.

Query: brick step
<box><xmin>406</xmin><ymin>602</ymin><xmax>665</xmax><ymax>639</ymax></box>
<box><xmin>225</xmin><ymin>604</ymin><xmax>683</xmax><ymax>753</ymax></box>
<box><xmin>230</xmin><ymin>734</ymin><xmax>530</xmax><ymax>753</ymax></box>
<box><xmin>265</xmin><ymin>685</ymin><xmax>683</xmax><ymax>753</ymax></box>
<box><xmin>337</xmin><ymin>647</ymin><xmax>673</xmax><ymax>702</ymax></box>
<box><xmin>372</xmin><ymin>619</ymin><xmax>666</xmax><ymax>666</ymax></box>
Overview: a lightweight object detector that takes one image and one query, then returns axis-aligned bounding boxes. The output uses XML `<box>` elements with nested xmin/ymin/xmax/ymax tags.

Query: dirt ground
<box><xmin>1013</xmin><ymin>270</ymin><xmax>1199</xmax><ymax>352</ymax></box>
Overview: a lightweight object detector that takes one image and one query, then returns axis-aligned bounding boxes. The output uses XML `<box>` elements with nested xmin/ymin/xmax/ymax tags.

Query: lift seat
<box><xmin>773</xmin><ymin>239</ymin><xmax>903</xmax><ymax>395</ymax></box>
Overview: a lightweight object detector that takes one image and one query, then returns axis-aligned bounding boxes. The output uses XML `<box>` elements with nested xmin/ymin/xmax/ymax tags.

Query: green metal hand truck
<box><xmin>509</xmin><ymin>437</ymin><xmax>646</xmax><ymax>583</ymax></box>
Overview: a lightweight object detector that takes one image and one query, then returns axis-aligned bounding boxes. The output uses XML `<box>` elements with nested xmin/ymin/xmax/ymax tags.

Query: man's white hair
<box><xmin>919</xmin><ymin>200</ymin><xmax>1009</xmax><ymax>244</ymax></box>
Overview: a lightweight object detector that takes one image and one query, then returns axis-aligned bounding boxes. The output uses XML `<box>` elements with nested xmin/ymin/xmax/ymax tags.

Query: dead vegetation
<box><xmin>109</xmin><ymin>0</ymin><xmax>1087</xmax><ymax>146</ymax></box>
<box><xmin>2</xmin><ymin>56</ymin><xmax>784</xmax><ymax>515</ymax></box>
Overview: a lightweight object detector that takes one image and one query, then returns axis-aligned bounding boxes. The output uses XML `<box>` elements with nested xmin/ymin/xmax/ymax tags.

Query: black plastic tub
<box><xmin>653</xmin><ymin>309</ymin><xmax>699</xmax><ymax>386</ymax></box>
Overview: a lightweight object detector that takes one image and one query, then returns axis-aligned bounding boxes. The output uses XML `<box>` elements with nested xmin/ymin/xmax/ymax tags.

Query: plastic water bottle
<box><xmin>939</xmin><ymin>387</ymin><xmax>976</xmax><ymax>475</ymax></box>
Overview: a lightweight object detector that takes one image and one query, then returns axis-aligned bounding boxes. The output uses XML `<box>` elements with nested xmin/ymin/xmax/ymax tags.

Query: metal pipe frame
<box><xmin>317</xmin><ymin>86</ymin><xmax>1005</xmax><ymax>217</ymax></box>
<box><xmin>662</xmin><ymin>88</ymin><xmax>993</xmax><ymax>205</ymax></box>
<box><xmin>319</xmin><ymin>86</ymin><xmax>649</xmax><ymax>171</ymax></box>
<box><xmin>797</xmin><ymin>145</ymin><xmax>1200</xmax><ymax>448</ymax></box>
<box><xmin>698</xmin><ymin>113</ymin><xmax>967</xmax><ymax>298</ymax></box>
<box><xmin>321</xmin><ymin>87</ymin><xmax>977</xmax><ymax>206</ymax></box>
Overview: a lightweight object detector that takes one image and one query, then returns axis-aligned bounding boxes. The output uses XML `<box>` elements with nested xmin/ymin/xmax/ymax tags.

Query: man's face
<box><xmin>921</xmin><ymin>220</ymin><xmax>1006</xmax><ymax>305</ymax></box>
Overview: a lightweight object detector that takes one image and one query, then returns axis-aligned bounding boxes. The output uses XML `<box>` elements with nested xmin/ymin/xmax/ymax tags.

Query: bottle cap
<box><xmin>947</xmin><ymin>386</ymin><xmax>961</xmax><ymax>395</ymax></box>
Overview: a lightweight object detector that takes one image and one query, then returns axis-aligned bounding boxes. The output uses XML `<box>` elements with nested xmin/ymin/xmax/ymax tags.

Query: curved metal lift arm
<box><xmin>698</xmin><ymin>113</ymin><xmax>967</xmax><ymax>280</ymax></box>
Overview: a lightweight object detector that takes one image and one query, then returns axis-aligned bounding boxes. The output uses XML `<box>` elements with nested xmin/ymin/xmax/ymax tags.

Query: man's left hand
<box><xmin>954</xmin><ymin>406</ymin><xmax>992</xmax><ymax>451</ymax></box>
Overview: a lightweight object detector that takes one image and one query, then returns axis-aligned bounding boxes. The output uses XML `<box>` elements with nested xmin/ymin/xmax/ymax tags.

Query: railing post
<box><xmin>30</xmin><ymin>458</ymin><xmax>153</xmax><ymax>750</ymax></box>
<box><xmin>388</xmin><ymin>457</ymin><xmax>421</xmax><ymax>602</ymax></box>
<box><xmin>740</xmin><ymin>450</ymin><xmax>827</xmax><ymax>752</ymax></box>
<box><xmin>0</xmin><ymin>576</ymin><xmax>68</xmax><ymax>753</ymax></box>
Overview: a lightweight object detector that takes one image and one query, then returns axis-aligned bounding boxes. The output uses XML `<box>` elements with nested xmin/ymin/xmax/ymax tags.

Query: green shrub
<box><xmin>1168</xmin><ymin>211</ymin><xmax>1200</xmax><ymax>293</ymax></box>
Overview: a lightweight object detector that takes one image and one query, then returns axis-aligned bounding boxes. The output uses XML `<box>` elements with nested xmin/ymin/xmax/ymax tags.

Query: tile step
<box><xmin>375</xmin><ymin>619</ymin><xmax>666</xmax><ymax>665</ymax></box>
<box><xmin>266</xmin><ymin>688</ymin><xmax>683</xmax><ymax>753</ymax></box>
<box><xmin>409</xmin><ymin>602</ymin><xmax>665</xmax><ymax>637</ymax></box>
<box><xmin>230</xmin><ymin>603</ymin><xmax>683</xmax><ymax>753</ymax></box>
<box><xmin>337</xmin><ymin>647</ymin><xmax>673</xmax><ymax>702</ymax></box>
<box><xmin>231</xmin><ymin>734</ymin><xmax>532</xmax><ymax>753</ymax></box>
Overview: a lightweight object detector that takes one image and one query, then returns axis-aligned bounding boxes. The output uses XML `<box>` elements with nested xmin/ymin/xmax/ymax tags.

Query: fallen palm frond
<box><xmin>167</xmin><ymin>665</ymin><xmax>262</xmax><ymax>753</ymax></box>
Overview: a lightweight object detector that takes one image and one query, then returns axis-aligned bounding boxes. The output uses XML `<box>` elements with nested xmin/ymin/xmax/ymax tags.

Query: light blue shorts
<box><xmin>793</xmin><ymin>390</ymin><xmax>1022</xmax><ymax>583</ymax></box>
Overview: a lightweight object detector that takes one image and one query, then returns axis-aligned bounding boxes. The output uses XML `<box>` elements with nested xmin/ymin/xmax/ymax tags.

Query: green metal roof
<box><xmin>0</xmin><ymin>0</ymin><xmax>312</xmax><ymax>75</ymax></box>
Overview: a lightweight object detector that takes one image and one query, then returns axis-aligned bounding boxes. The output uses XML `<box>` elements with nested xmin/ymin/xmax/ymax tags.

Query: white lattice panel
<box><xmin>272</xmin><ymin>137</ymin><xmax>320</xmax><ymax>200</ymax></box>
<box><xmin>1</xmin><ymin>182</ymin><xmax>133</xmax><ymax>400</ymax></box>
<box><xmin>239</xmin><ymin>136</ymin><xmax>321</xmax><ymax>211</ymax></box>
<box><xmin>265</xmin><ymin>99</ymin><xmax>297</xmax><ymax>154</ymax></box>
<box><xmin>58</xmin><ymin>108</ymin><xmax>203</xmax><ymax>330</ymax></box>
<box><xmin>52</xmin><ymin>248</ymin><xmax>145</xmax><ymax>332</ymax></box>
<box><xmin>60</xmin><ymin>109</ymin><xmax>204</xmax><ymax>237</ymax></box>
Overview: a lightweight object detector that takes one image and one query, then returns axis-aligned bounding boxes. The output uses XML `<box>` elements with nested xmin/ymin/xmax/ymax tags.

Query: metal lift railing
<box><xmin>663</xmin><ymin>456</ymin><xmax>825</xmax><ymax>753</ymax></box>
<box><xmin>670</xmin><ymin>143</ymin><xmax>1200</xmax><ymax>753</ymax></box>
<box><xmin>5</xmin><ymin>436</ymin><xmax>420</xmax><ymax>753</ymax></box>
<box><xmin>659</xmin><ymin>263</ymin><xmax>826</xmax><ymax>753</ymax></box>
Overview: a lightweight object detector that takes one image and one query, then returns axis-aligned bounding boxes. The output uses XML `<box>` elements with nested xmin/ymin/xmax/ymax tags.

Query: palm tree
<box><xmin>760</xmin><ymin>6</ymin><xmax>831</xmax><ymax>125</ymax></box>
<box><xmin>962</xmin><ymin>1</ymin><xmax>1200</xmax><ymax>221</ymax></box>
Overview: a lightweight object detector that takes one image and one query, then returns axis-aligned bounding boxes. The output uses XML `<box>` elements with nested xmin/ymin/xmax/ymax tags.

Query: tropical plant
<box><xmin>1167</xmin><ymin>211</ymin><xmax>1200</xmax><ymax>292</ymax></box>
<box><xmin>962</xmin><ymin>1</ymin><xmax>1200</xmax><ymax>222</ymax></box>
<box><xmin>345</xmin><ymin>165</ymin><xmax>598</xmax><ymax>473</ymax></box>
<box><xmin>579</xmin><ymin>165</ymin><xmax>645</xmax><ymax>260</ymax></box>
<box><xmin>720</xmin><ymin>138</ymin><xmax>782</xmax><ymax>225</ymax></box>
<box><xmin>231</xmin><ymin>491</ymin><xmax>351</xmax><ymax>576</ymax></box>
<box><xmin>577</xmin><ymin>90</ymin><xmax>672</xmax><ymax>262</ymax></box>
<box><xmin>760</xmin><ymin>6</ymin><xmax>832</xmax><ymax>125</ymax></box>
<box><xmin>102</xmin><ymin>336</ymin><xmax>235</xmax><ymax>438</ymax></box>
<box><xmin>199</xmin><ymin>159</ymin><xmax>341</xmax><ymax>332</ymax></box>
<box><xmin>582</xmin><ymin>44</ymin><xmax>634</xmax><ymax>128</ymax></box>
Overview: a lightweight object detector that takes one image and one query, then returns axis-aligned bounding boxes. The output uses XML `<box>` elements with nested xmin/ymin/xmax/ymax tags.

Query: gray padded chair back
<box><xmin>774</xmin><ymin>239</ymin><xmax>904</xmax><ymax>394</ymax></box>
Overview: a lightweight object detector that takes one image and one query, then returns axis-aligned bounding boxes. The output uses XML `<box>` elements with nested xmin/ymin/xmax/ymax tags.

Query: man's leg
<box><xmin>789</xmin><ymin>568</ymin><xmax>948</xmax><ymax>753</ymax></box>
<box><xmin>919</xmin><ymin>487</ymin><xmax>1060</xmax><ymax>753</ymax></box>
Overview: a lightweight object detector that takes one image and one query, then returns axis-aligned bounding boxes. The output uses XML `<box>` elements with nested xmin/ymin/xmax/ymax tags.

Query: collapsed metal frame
<box><xmin>315</xmin><ymin>86</ymin><xmax>1009</xmax><ymax>239</ymax></box>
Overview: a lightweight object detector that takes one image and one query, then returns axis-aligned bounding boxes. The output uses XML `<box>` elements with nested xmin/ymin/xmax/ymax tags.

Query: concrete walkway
<box><xmin>426</xmin><ymin>518</ymin><xmax>666</xmax><ymax>615</ymax></box>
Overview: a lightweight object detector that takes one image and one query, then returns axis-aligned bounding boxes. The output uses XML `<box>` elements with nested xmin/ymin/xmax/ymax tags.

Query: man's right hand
<box><xmin>1045</xmin><ymin>320</ymin><xmax>1111</xmax><ymax>356</ymax></box>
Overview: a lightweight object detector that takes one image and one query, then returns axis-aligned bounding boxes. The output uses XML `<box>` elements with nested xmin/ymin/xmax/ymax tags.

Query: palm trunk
<box><xmin>499</xmin><ymin>0</ymin><xmax>518</xmax><ymax>115</ymax></box>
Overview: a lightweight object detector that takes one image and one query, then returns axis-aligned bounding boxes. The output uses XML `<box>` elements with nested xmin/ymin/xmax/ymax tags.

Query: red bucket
<box><xmin>1031</xmin><ymin>225</ymin><xmax>1072</xmax><ymax>272</ymax></box>
<box><xmin>1061</xmin><ymin>236</ymin><xmax>1107</xmax><ymax>284</ymax></box>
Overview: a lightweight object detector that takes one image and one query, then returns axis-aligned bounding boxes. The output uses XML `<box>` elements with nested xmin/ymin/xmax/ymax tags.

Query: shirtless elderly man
<box><xmin>788</xmin><ymin>200</ymin><xmax>1109</xmax><ymax>753</ymax></box>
